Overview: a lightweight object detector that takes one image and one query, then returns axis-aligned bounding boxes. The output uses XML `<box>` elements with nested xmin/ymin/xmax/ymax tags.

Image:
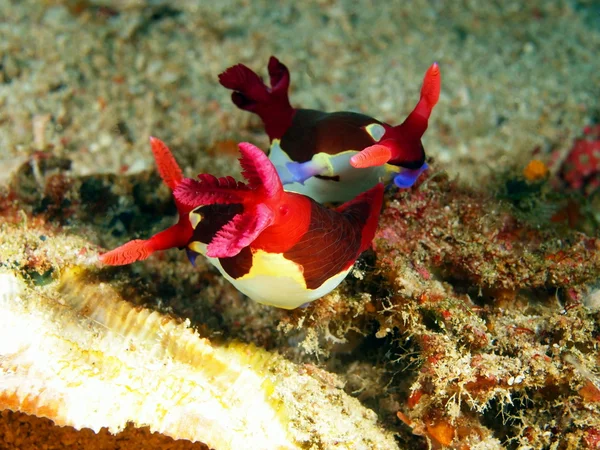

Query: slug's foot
<box><xmin>393</xmin><ymin>163</ymin><xmax>428</xmax><ymax>188</ymax></box>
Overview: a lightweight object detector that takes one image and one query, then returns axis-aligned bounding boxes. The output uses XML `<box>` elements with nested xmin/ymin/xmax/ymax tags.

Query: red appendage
<box><xmin>218</xmin><ymin>56</ymin><xmax>295</xmax><ymax>140</ymax></box>
<box><xmin>100</xmin><ymin>137</ymin><xmax>194</xmax><ymax>265</ymax></box>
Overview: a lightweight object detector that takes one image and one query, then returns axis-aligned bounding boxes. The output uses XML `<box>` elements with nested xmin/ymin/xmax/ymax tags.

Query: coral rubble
<box><xmin>5</xmin><ymin>148</ymin><xmax>600</xmax><ymax>448</ymax></box>
<box><xmin>283</xmin><ymin>174</ymin><xmax>600</xmax><ymax>449</ymax></box>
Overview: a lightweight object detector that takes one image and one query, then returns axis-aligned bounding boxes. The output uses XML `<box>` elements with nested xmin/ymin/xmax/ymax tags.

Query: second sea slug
<box><xmin>219</xmin><ymin>56</ymin><xmax>441</xmax><ymax>202</ymax></box>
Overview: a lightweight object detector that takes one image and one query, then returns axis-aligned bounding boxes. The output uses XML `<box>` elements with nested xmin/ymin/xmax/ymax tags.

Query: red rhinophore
<box><xmin>218</xmin><ymin>56</ymin><xmax>295</xmax><ymax>141</ymax></box>
<box><xmin>149</xmin><ymin>136</ymin><xmax>183</xmax><ymax>190</ymax></box>
<box><xmin>99</xmin><ymin>137</ymin><xmax>194</xmax><ymax>265</ymax></box>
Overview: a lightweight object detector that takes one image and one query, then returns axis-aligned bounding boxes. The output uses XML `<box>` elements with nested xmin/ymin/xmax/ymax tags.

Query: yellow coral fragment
<box><xmin>523</xmin><ymin>159</ymin><xmax>548</xmax><ymax>181</ymax></box>
<box><xmin>0</xmin><ymin>269</ymin><xmax>397</xmax><ymax>450</ymax></box>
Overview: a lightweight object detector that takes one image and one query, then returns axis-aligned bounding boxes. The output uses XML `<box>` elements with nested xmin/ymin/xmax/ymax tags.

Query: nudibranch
<box><xmin>100</xmin><ymin>137</ymin><xmax>384</xmax><ymax>309</ymax></box>
<box><xmin>218</xmin><ymin>56</ymin><xmax>441</xmax><ymax>202</ymax></box>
